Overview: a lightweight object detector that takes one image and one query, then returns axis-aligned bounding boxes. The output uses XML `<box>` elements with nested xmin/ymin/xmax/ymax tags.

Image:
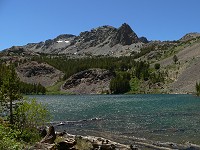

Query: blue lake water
<box><xmin>28</xmin><ymin>94</ymin><xmax>200</xmax><ymax>144</ymax></box>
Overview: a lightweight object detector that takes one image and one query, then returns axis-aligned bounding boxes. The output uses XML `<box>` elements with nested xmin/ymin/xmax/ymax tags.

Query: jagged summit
<box><xmin>110</xmin><ymin>23</ymin><xmax>139</xmax><ymax>47</ymax></box>
<box><xmin>3</xmin><ymin>23</ymin><xmax>147</xmax><ymax>57</ymax></box>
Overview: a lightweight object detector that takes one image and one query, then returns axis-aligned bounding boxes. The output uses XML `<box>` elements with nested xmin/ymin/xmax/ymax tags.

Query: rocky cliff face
<box><xmin>16</xmin><ymin>61</ymin><xmax>64</xmax><ymax>87</ymax></box>
<box><xmin>3</xmin><ymin>23</ymin><xmax>147</xmax><ymax>57</ymax></box>
<box><xmin>61</xmin><ymin>68</ymin><xmax>114</xmax><ymax>94</ymax></box>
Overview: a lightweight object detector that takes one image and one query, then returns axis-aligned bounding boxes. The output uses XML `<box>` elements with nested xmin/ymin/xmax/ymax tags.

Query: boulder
<box><xmin>56</xmin><ymin>141</ymin><xmax>76</xmax><ymax>150</ymax></box>
<box><xmin>39</xmin><ymin>128</ymin><xmax>47</xmax><ymax>138</ymax></box>
<box><xmin>40</xmin><ymin>126</ymin><xmax>56</xmax><ymax>144</ymax></box>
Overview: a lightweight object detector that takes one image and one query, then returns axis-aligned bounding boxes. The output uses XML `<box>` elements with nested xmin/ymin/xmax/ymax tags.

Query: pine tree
<box><xmin>0</xmin><ymin>65</ymin><xmax>22</xmax><ymax>124</ymax></box>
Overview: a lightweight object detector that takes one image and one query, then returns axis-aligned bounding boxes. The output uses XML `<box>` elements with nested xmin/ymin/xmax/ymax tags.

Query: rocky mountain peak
<box><xmin>73</xmin><ymin>25</ymin><xmax>116</xmax><ymax>49</ymax></box>
<box><xmin>54</xmin><ymin>34</ymin><xmax>76</xmax><ymax>41</ymax></box>
<box><xmin>109</xmin><ymin>23</ymin><xmax>139</xmax><ymax>47</ymax></box>
<box><xmin>2</xmin><ymin>23</ymin><xmax>145</xmax><ymax>56</ymax></box>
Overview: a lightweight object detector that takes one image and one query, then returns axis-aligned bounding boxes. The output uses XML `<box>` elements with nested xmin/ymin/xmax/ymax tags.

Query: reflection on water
<box><xmin>28</xmin><ymin>94</ymin><xmax>200</xmax><ymax>144</ymax></box>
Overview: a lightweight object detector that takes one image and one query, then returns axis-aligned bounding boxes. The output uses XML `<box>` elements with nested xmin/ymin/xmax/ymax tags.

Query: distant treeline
<box><xmin>19</xmin><ymin>82</ymin><xmax>46</xmax><ymax>95</ymax></box>
<box><xmin>32</xmin><ymin>56</ymin><xmax>136</xmax><ymax>79</ymax></box>
<box><xmin>0</xmin><ymin>64</ymin><xmax>46</xmax><ymax>95</ymax></box>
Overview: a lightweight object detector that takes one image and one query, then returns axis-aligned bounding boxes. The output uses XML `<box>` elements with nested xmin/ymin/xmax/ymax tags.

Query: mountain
<box><xmin>3</xmin><ymin>23</ymin><xmax>147</xmax><ymax>57</ymax></box>
<box><xmin>1</xmin><ymin>23</ymin><xmax>200</xmax><ymax>94</ymax></box>
<box><xmin>179</xmin><ymin>32</ymin><xmax>200</xmax><ymax>42</ymax></box>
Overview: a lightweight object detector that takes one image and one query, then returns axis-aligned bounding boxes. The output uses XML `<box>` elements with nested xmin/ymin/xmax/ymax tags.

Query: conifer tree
<box><xmin>0</xmin><ymin>65</ymin><xmax>22</xmax><ymax>124</ymax></box>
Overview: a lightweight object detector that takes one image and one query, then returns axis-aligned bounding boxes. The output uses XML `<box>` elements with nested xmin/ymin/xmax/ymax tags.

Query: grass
<box><xmin>46</xmin><ymin>80</ymin><xmax>68</xmax><ymax>95</ymax></box>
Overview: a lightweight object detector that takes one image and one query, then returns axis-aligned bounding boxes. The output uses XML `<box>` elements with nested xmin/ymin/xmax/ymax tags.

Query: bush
<box><xmin>19</xmin><ymin>128</ymin><xmax>40</xmax><ymax>143</ymax></box>
<box><xmin>173</xmin><ymin>55</ymin><xmax>178</xmax><ymax>64</ymax></box>
<box><xmin>154</xmin><ymin>63</ymin><xmax>160</xmax><ymax>70</ymax></box>
<box><xmin>0</xmin><ymin>124</ymin><xmax>25</xmax><ymax>150</ymax></box>
<box><xmin>14</xmin><ymin>98</ymin><xmax>50</xmax><ymax>131</ymax></box>
<box><xmin>196</xmin><ymin>82</ymin><xmax>200</xmax><ymax>96</ymax></box>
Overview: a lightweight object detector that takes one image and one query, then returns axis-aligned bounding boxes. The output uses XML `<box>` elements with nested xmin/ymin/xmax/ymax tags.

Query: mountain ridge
<box><xmin>2</xmin><ymin>23</ymin><xmax>147</xmax><ymax>57</ymax></box>
<box><xmin>2</xmin><ymin>23</ymin><xmax>200</xmax><ymax>58</ymax></box>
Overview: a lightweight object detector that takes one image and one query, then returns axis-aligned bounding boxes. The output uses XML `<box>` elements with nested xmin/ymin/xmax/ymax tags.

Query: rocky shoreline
<box><xmin>31</xmin><ymin>126</ymin><xmax>200</xmax><ymax>150</ymax></box>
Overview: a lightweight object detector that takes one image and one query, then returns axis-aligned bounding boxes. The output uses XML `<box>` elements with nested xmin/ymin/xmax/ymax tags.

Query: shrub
<box><xmin>0</xmin><ymin>124</ymin><xmax>25</xmax><ymax>150</ymax></box>
<box><xmin>173</xmin><ymin>55</ymin><xmax>178</xmax><ymax>64</ymax></box>
<box><xmin>196</xmin><ymin>82</ymin><xmax>200</xmax><ymax>96</ymax></box>
<box><xmin>154</xmin><ymin>63</ymin><xmax>160</xmax><ymax>70</ymax></box>
<box><xmin>14</xmin><ymin>98</ymin><xmax>50</xmax><ymax>131</ymax></box>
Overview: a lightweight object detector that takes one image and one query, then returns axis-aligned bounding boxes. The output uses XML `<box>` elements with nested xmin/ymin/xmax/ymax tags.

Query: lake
<box><xmin>28</xmin><ymin>94</ymin><xmax>200</xmax><ymax>145</ymax></box>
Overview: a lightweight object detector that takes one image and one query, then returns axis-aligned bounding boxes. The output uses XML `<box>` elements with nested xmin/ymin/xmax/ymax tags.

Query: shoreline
<box><xmin>54</xmin><ymin>130</ymin><xmax>200</xmax><ymax>150</ymax></box>
<box><xmin>44</xmin><ymin>122</ymin><xmax>200</xmax><ymax>150</ymax></box>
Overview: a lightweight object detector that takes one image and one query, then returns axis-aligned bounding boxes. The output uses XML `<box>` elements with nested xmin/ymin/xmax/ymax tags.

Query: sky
<box><xmin>0</xmin><ymin>0</ymin><xmax>200</xmax><ymax>50</ymax></box>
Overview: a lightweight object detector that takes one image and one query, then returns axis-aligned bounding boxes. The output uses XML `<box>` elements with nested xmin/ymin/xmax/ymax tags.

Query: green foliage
<box><xmin>0</xmin><ymin>122</ymin><xmax>41</xmax><ymax>149</ymax></box>
<box><xmin>0</xmin><ymin>64</ymin><xmax>50</xmax><ymax>147</ymax></box>
<box><xmin>110</xmin><ymin>73</ymin><xmax>131</xmax><ymax>94</ymax></box>
<box><xmin>46</xmin><ymin>80</ymin><xmax>66</xmax><ymax>94</ymax></box>
<box><xmin>0</xmin><ymin>65</ymin><xmax>22</xmax><ymax>124</ymax></box>
<box><xmin>14</xmin><ymin>98</ymin><xmax>50</xmax><ymax>131</ymax></box>
<box><xmin>196</xmin><ymin>82</ymin><xmax>200</xmax><ymax>96</ymax></box>
<box><xmin>154</xmin><ymin>63</ymin><xmax>161</xmax><ymax>70</ymax></box>
<box><xmin>18</xmin><ymin>127</ymin><xmax>41</xmax><ymax>143</ymax></box>
<box><xmin>31</xmin><ymin>55</ymin><xmax>166</xmax><ymax>94</ymax></box>
<box><xmin>0</xmin><ymin>124</ymin><xmax>25</xmax><ymax>150</ymax></box>
<box><xmin>129</xmin><ymin>77</ymin><xmax>140</xmax><ymax>93</ymax></box>
<box><xmin>0</xmin><ymin>64</ymin><xmax>46</xmax><ymax>95</ymax></box>
<box><xmin>32</xmin><ymin>56</ymin><xmax>135</xmax><ymax>79</ymax></box>
<box><xmin>150</xmin><ymin>71</ymin><xmax>165</xmax><ymax>84</ymax></box>
<box><xmin>19</xmin><ymin>82</ymin><xmax>46</xmax><ymax>95</ymax></box>
<box><xmin>134</xmin><ymin>61</ymin><xmax>150</xmax><ymax>80</ymax></box>
<box><xmin>0</xmin><ymin>98</ymin><xmax>50</xmax><ymax>147</ymax></box>
<box><xmin>132</xmin><ymin>45</ymin><xmax>156</xmax><ymax>59</ymax></box>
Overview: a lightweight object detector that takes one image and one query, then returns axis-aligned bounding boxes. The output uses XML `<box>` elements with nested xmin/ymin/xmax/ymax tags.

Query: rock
<box><xmin>139</xmin><ymin>37</ymin><xmax>148</xmax><ymax>43</ymax></box>
<box><xmin>54</xmin><ymin>34</ymin><xmax>76</xmax><ymax>42</ymax></box>
<box><xmin>6</xmin><ymin>46</ymin><xmax>26</xmax><ymax>53</ymax></box>
<box><xmin>16</xmin><ymin>61</ymin><xmax>64</xmax><ymax>87</ymax></box>
<box><xmin>30</xmin><ymin>143</ymin><xmax>55</xmax><ymax>150</ymax></box>
<box><xmin>2</xmin><ymin>23</ymin><xmax>142</xmax><ymax>57</ymax></box>
<box><xmin>40</xmin><ymin>126</ymin><xmax>56</xmax><ymax>144</ymax></box>
<box><xmin>62</xmin><ymin>68</ymin><xmax>114</xmax><ymax>94</ymax></box>
<box><xmin>56</xmin><ymin>141</ymin><xmax>76</xmax><ymax>150</ymax></box>
<box><xmin>72</xmin><ymin>25</ymin><xmax>116</xmax><ymax>50</ymax></box>
<box><xmin>130</xmin><ymin>144</ymin><xmax>139</xmax><ymax>150</ymax></box>
<box><xmin>40</xmin><ymin>128</ymin><xmax>47</xmax><ymax>138</ymax></box>
<box><xmin>179</xmin><ymin>32</ymin><xmax>200</xmax><ymax>42</ymax></box>
<box><xmin>110</xmin><ymin>23</ymin><xmax>139</xmax><ymax>47</ymax></box>
<box><xmin>56</xmin><ymin>131</ymin><xmax>66</xmax><ymax>136</ymax></box>
<box><xmin>101</xmin><ymin>144</ymin><xmax>116</xmax><ymax>150</ymax></box>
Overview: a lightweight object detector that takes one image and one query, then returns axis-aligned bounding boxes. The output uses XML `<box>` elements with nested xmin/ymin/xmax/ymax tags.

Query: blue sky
<box><xmin>0</xmin><ymin>0</ymin><xmax>200</xmax><ymax>50</ymax></box>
